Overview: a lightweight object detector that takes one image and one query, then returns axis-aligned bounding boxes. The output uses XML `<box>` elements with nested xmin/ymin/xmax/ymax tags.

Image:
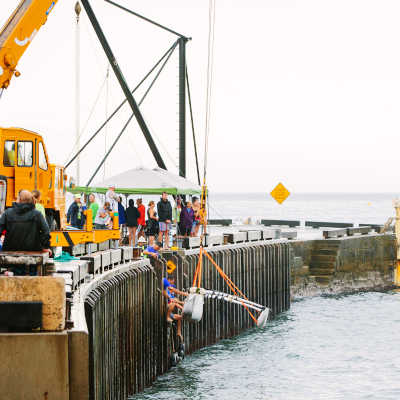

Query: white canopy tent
<box><xmin>68</xmin><ymin>165</ymin><xmax>202</xmax><ymax>196</ymax></box>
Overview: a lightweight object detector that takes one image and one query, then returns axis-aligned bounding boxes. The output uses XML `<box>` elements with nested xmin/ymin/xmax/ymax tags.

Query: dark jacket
<box><xmin>118</xmin><ymin>202</ymin><xmax>126</xmax><ymax>225</ymax></box>
<box><xmin>124</xmin><ymin>200</ymin><xmax>140</xmax><ymax>227</ymax></box>
<box><xmin>180</xmin><ymin>207</ymin><xmax>195</xmax><ymax>230</ymax></box>
<box><xmin>67</xmin><ymin>201</ymin><xmax>86</xmax><ymax>227</ymax></box>
<box><xmin>0</xmin><ymin>202</ymin><xmax>51</xmax><ymax>251</ymax></box>
<box><xmin>157</xmin><ymin>198</ymin><xmax>172</xmax><ymax>223</ymax></box>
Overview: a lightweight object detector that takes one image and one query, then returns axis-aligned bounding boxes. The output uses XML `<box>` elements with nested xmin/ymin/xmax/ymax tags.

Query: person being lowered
<box><xmin>163</xmin><ymin>274</ymin><xmax>188</xmax><ymax>339</ymax></box>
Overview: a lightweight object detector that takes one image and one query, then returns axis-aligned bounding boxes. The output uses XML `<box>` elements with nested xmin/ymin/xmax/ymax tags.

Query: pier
<box><xmin>0</xmin><ymin>225</ymin><xmax>395</xmax><ymax>399</ymax></box>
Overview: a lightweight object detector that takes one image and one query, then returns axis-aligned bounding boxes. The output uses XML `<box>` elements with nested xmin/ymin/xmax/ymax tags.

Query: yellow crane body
<box><xmin>0</xmin><ymin>127</ymin><xmax>66</xmax><ymax>229</ymax></box>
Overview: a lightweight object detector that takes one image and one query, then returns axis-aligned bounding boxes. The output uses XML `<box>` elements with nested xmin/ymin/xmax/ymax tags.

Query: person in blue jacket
<box><xmin>66</xmin><ymin>194</ymin><xmax>86</xmax><ymax>229</ymax></box>
<box><xmin>117</xmin><ymin>196</ymin><xmax>126</xmax><ymax>226</ymax></box>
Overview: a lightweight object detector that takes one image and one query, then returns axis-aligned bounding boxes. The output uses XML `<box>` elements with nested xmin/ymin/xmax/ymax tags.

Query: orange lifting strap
<box><xmin>192</xmin><ymin>246</ymin><xmax>260</xmax><ymax>326</ymax></box>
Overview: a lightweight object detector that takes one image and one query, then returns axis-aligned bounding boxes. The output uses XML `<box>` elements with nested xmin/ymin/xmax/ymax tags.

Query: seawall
<box><xmin>0</xmin><ymin>232</ymin><xmax>394</xmax><ymax>400</ymax></box>
<box><xmin>291</xmin><ymin>233</ymin><xmax>395</xmax><ymax>296</ymax></box>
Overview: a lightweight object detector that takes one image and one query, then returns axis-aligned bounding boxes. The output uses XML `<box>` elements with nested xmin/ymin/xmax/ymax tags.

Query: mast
<box><xmin>75</xmin><ymin>2</ymin><xmax>81</xmax><ymax>185</ymax></box>
<box><xmin>178</xmin><ymin>38</ymin><xmax>187</xmax><ymax>179</ymax></box>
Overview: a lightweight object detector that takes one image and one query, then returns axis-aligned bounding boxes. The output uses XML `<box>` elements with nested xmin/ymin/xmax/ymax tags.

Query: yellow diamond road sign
<box><xmin>271</xmin><ymin>183</ymin><xmax>290</xmax><ymax>205</ymax></box>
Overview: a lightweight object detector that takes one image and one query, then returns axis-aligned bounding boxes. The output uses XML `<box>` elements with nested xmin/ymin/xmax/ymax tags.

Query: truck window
<box><xmin>17</xmin><ymin>141</ymin><xmax>33</xmax><ymax>167</ymax></box>
<box><xmin>39</xmin><ymin>142</ymin><xmax>48</xmax><ymax>170</ymax></box>
<box><xmin>55</xmin><ymin>169</ymin><xmax>59</xmax><ymax>190</ymax></box>
<box><xmin>3</xmin><ymin>140</ymin><xmax>15</xmax><ymax>167</ymax></box>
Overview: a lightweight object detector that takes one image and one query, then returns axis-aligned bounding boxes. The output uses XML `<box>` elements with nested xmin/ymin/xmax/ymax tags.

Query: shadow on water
<box><xmin>130</xmin><ymin>290</ymin><xmax>400</xmax><ymax>400</ymax></box>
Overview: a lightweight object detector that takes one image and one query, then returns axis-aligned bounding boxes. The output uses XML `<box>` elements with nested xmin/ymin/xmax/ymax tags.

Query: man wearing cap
<box><xmin>105</xmin><ymin>183</ymin><xmax>121</xmax><ymax>213</ymax></box>
<box><xmin>67</xmin><ymin>194</ymin><xmax>86</xmax><ymax>229</ymax></box>
<box><xmin>143</xmin><ymin>241</ymin><xmax>161</xmax><ymax>259</ymax></box>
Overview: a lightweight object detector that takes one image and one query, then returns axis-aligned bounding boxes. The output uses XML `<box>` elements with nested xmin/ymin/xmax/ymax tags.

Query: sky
<box><xmin>1</xmin><ymin>0</ymin><xmax>400</xmax><ymax>193</ymax></box>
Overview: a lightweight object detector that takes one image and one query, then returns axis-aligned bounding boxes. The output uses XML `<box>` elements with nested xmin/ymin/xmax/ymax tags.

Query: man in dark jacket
<box><xmin>0</xmin><ymin>190</ymin><xmax>52</xmax><ymax>276</ymax></box>
<box><xmin>67</xmin><ymin>194</ymin><xmax>86</xmax><ymax>229</ymax></box>
<box><xmin>157</xmin><ymin>191</ymin><xmax>172</xmax><ymax>249</ymax></box>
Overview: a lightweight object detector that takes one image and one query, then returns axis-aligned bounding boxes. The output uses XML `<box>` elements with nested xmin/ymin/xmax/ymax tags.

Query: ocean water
<box><xmin>127</xmin><ymin>193</ymin><xmax>400</xmax><ymax>400</ymax></box>
<box><xmin>69</xmin><ymin>192</ymin><xmax>398</xmax><ymax>225</ymax></box>
<box><xmin>207</xmin><ymin>192</ymin><xmax>398</xmax><ymax>225</ymax></box>
<box><xmin>131</xmin><ymin>291</ymin><xmax>400</xmax><ymax>400</ymax></box>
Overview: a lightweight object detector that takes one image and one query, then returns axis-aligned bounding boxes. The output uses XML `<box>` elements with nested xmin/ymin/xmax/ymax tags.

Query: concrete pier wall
<box><xmin>162</xmin><ymin>241</ymin><xmax>291</xmax><ymax>358</ymax></box>
<box><xmin>290</xmin><ymin>233</ymin><xmax>395</xmax><ymax>296</ymax></box>
<box><xmin>79</xmin><ymin>240</ymin><xmax>291</xmax><ymax>399</ymax></box>
<box><xmin>0</xmin><ymin>233</ymin><xmax>394</xmax><ymax>400</ymax></box>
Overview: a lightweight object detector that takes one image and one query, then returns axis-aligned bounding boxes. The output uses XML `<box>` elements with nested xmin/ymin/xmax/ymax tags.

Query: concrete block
<box><xmin>246</xmin><ymin>231</ymin><xmax>262</xmax><ymax>241</ymax></box>
<box><xmin>182</xmin><ymin>237</ymin><xmax>201</xmax><ymax>249</ymax></box>
<box><xmin>204</xmin><ymin>235</ymin><xmax>224</xmax><ymax>246</ymax></box>
<box><xmin>281</xmin><ymin>231</ymin><xmax>297</xmax><ymax>240</ymax></box>
<box><xmin>360</xmin><ymin>223</ymin><xmax>384</xmax><ymax>232</ymax></box>
<box><xmin>54</xmin><ymin>260</ymin><xmax>88</xmax><ymax>287</ymax></box>
<box><xmin>110</xmin><ymin>249</ymin><xmax>122</xmax><ymax>265</ymax></box>
<box><xmin>306</xmin><ymin>221</ymin><xmax>354</xmax><ymax>229</ymax></box>
<box><xmin>96</xmin><ymin>250</ymin><xmax>112</xmax><ymax>269</ymax></box>
<box><xmin>0</xmin><ymin>332</ymin><xmax>69</xmax><ymax>399</ymax></box>
<box><xmin>85</xmin><ymin>242</ymin><xmax>98</xmax><ymax>254</ymax></box>
<box><xmin>98</xmin><ymin>240</ymin><xmax>111</xmax><ymax>251</ymax></box>
<box><xmin>225</xmin><ymin>232</ymin><xmax>247</xmax><ymax>243</ymax></box>
<box><xmin>80</xmin><ymin>254</ymin><xmax>102</xmax><ymax>275</ymax></box>
<box><xmin>0</xmin><ymin>276</ymin><xmax>66</xmax><ymax>331</ymax></box>
<box><xmin>62</xmin><ymin>242</ymin><xmax>86</xmax><ymax>256</ymax></box>
<box><xmin>261</xmin><ymin>229</ymin><xmax>280</xmax><ymax>240</ymax></box>
<box><xmin>208</xmin><ymin>219</ymin><xmax>232</xmax><ymax>226</ymax></box>
<box><xmin>261</xmin><ymin>219</ymin><xmax>300</xmax><ymax>227</ymax></box>
<box><xmin>119</xmin><ymin>246</ymin><xmax>134</xmax><ymax>261</ymax></box>
<box><xmin>346</xmin><ymin>226</ymin><xmax>371</xmax><ymax>236</ymax></box>
<box><xmin>323</xmin><ymin>229</ymin><xmax>346</xmax><ymax>238</ymax></box>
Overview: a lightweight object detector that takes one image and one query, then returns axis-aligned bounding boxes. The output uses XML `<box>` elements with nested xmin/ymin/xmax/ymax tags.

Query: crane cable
<box><xmin>193</xmin><ymin>1</ymin><xmax>260</xmax><ymax>326</ymax></box>
<box><xmin>103</xmin><ymin>63</ymin><xmax>109</xmax><ymax>179</ymax></box>
<box><xmin>203</xmin><ymin>0</ymin><xmax>216</xmax><ymax>186</ymax></box>
<box><xmin>199</xmin><ymin>0</ymin><xmax>216</xmax><ymax>243</ymax></box>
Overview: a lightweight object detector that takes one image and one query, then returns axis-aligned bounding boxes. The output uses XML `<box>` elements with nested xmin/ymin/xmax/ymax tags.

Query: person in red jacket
<box><xmin>136</xmin><ymin>198</ymin><xmax>146</xmax><ymax>240</ymax></box>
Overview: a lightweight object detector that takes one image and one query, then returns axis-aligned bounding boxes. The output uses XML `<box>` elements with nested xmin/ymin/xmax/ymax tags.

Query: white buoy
<box><xmin>257</xmin><ymin>308</ymin><xmax>270</xmax><ymax>327</ymax></box>
<box><xmin>182</xmin><ymin>288</ymin><xmax>205</xmax><ymax>322</ymax></box>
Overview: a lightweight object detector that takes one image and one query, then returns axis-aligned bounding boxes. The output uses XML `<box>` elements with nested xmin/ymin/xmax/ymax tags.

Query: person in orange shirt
<box><xmin>136</xmin><ymin>198</ymin><xmax>146</xmax><ymax>240</ymax></box>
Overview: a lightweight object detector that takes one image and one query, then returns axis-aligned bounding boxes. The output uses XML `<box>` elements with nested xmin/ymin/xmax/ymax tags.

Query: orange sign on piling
<box><xmin>270</xmin><ymin>183</ymin><xmax>290</xmax><ymax>204</ymax></box>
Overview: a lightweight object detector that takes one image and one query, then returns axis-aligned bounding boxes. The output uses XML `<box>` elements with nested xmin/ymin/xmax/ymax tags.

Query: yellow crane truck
<box><xmin>0</xmin><ymin>0</ymin><xmax>65</xmax><ymax>230</ymax></box>
<box><xmin>0</xmin><ymin>0</ymin><xmax>119</xmax><ymax>246</ymax></box>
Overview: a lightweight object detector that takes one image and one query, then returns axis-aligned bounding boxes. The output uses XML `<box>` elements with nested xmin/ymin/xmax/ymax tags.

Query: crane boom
<box><xmin>0</xmin><ymin>0</ymin><xmax>58</xmax><ymax>90</ymax></box>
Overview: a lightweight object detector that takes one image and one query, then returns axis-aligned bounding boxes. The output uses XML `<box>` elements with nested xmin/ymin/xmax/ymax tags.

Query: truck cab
<box><xmin>0</xmin><ymin>127</ymin><xmax>66</xmax><ymax>229</ymax></box>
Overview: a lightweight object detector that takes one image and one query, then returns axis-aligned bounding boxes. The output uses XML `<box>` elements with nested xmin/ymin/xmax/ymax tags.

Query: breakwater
<box><xmin>0</xmin><ymin>230</ymin><xmax>395</xmax><ymax>400</ymax></box>
<box><xmin>78</xmin><ymin>239</ymin><xmax>291</xmax><ymax>399</ymax></box>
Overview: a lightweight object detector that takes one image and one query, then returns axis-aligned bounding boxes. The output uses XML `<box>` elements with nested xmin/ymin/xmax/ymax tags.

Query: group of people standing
<box><xmin>177</xmin><ymin>196</ymin><xmax>207</xmax><ymax>238</ymax></box>
<box><xmin>66</xmin><ymin>185</ymin><xmax>206</xmax><ymax>248</ymax></box>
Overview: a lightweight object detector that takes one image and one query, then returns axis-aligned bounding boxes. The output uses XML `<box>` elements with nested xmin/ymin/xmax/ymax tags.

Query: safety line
<box><xmin>200</xmin><ymin>248</ymin><xmax>261</xmax><ymax>324</ymax></box>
